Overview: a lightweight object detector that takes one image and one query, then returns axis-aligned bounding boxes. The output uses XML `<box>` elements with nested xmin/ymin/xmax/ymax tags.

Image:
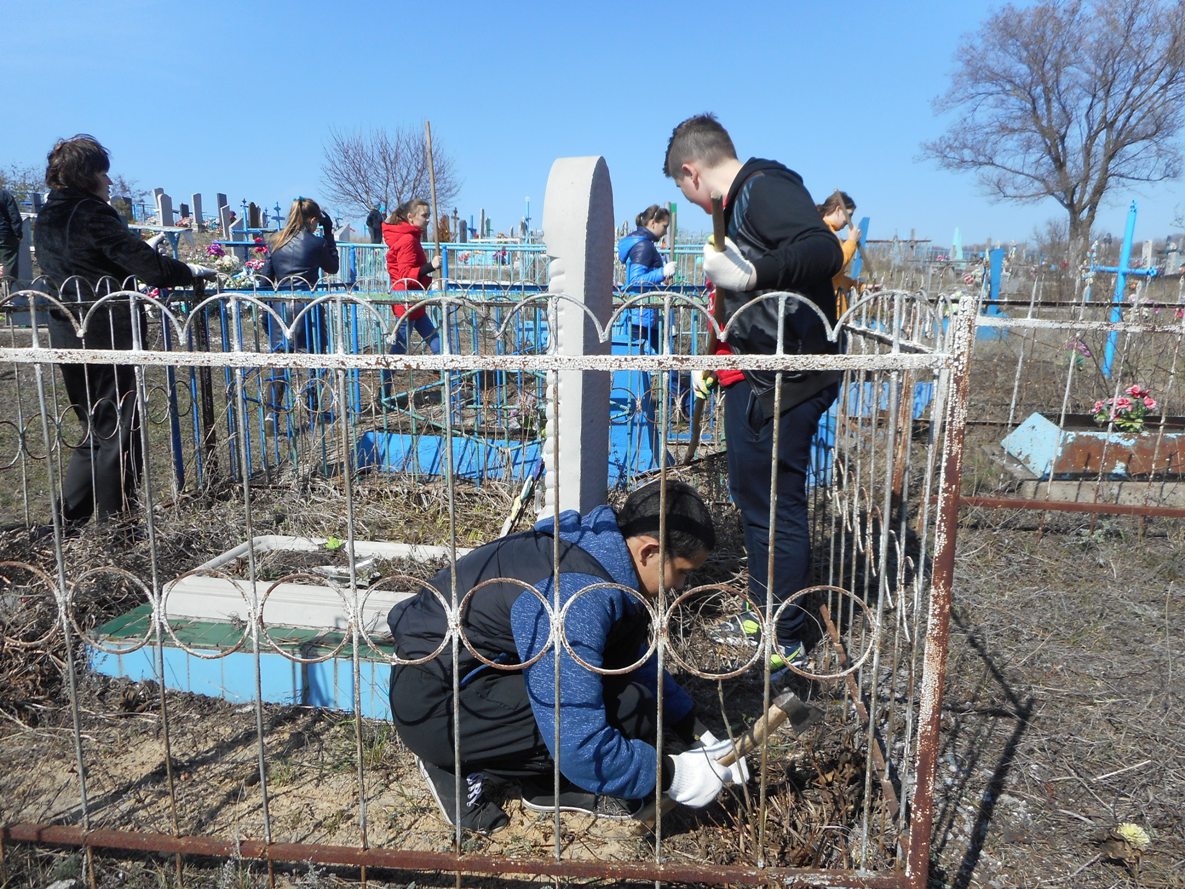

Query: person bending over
<box><xmin>387</xmin><ymin>479</ymin><xmax>747</xmax><ymax>834</ymax></box>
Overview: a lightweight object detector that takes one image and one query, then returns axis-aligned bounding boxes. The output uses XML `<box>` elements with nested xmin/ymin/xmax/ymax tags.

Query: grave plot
<box><xmin>0</xmin><ymin>155</ymin><xmax>981</xmax><ymax>889</ymax></box>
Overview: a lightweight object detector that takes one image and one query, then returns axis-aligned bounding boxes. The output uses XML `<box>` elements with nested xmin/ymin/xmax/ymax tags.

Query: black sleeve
<box><xmin>319</xmin><ymin>230</ymin><xmax>340</xmax><ymax>275</ymax></box>
<box><xmin>3</xmin><ymin>192</ymin><xmax>22</xmax><ymax>239</ymax></box>
<box><xmin>89</xmin><ymin>204</ymin><xmax>193</xmax><ymax>287</ymax></box>
<box><xmin>747</xmin><ymin>177</ymin><xmax>843</xmax><ymax>291</ymax></box>
<box><xmin>257</xmin><ymin>251</ymin><xmax>275</xmax><ymax>286</ymax></box>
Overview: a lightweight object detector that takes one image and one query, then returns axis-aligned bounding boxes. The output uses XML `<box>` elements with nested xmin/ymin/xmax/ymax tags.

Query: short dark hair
<box><xmin>45</xmin><ymin>134</ymin><xmax>110</xmax><ymax>191</ymax></box>
<box><xmin>663</xmin><ymin>113</ymin><xmax>737</xmax><ymax>180</ymax></box>
<box><xmin>617</xmin><ymin>479</ymin><xmax>716</xmax><ymax>558</ymax></box>
<box><xmin>635</xmin><ymin>204</ymin><xmax>670</xmax><ymax>229</ymax></box>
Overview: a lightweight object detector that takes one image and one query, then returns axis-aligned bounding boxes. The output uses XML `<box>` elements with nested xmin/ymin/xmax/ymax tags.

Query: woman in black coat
<box><xmin>33</xmin><ymin>134</ymin><xmax>216</xmax><ymax>532</ymax></box>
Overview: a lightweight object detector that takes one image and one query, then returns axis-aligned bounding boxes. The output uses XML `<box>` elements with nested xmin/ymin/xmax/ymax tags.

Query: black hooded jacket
<box><xmin>720</xmin><ymin>158</ymin><xmax>843</xmax><ymax>405</ymax></box>
<box><xmin>34</xmin><ymin>187</ymin><xmax>193</xmax><ymax>299</ymax></box>
<box><xmin>0</xmin><ymin>187</ymin><xmax>21</xmax><ymax>245</ymax></box>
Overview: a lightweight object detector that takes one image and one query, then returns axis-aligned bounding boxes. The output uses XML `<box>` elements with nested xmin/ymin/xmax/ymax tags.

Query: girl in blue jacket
<box><xmin>617</xmin><ymin>204</ymin><xmax>675</xmax><ymax>353</ymax></box>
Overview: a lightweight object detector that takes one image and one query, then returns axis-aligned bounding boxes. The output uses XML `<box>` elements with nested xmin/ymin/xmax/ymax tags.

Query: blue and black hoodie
<box><xmin>388</xmin><ymin>505</ymin><xmax>693</xmax><ymax>799</ymax></box>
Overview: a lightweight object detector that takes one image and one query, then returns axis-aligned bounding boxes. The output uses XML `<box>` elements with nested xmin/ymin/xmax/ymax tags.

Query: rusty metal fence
<box><xmin>0</xmin><ymin>283</ymin><xmax>980</xmax><ymax>888</ymax></box>
<box><xmin>956</xmin><ymin>273</ymin><xmax>1185</xmax><ymax>522</ymax></box>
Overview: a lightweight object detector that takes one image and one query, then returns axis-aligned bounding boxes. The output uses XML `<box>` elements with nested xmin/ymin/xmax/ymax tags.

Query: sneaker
<box><xmin>416</xmin><ymin>757</ymin><xmax>509</xmax><ymax>835</ymax></box>
<box><xmin>707</xmin><ymin>610</ymin><xmax>763</xmax><ymax>647</ymax></box>
<box><xmin>521</xmin><ymin>781</ymin><xmax>645</xmax><ymax>821</ymax></box>
<box><xmin>769</xmin><ymin>639</ymin><xmax>807</xmax><ymax>671</ymax></box>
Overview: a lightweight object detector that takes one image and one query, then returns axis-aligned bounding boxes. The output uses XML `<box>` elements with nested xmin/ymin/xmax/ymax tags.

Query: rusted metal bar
<box><xmin>0</xmin><ymin>345</ymin><xmax>947</xmax><ymax>374</ymax></box>
<box><xmin>2</xmin><ymin>823</ymin><xmax>906</xmax><ymax>888</ymax></box>
<box><xmin>974</xmin><ymin>314</ymin><xmax>1181</xmax><ymax>334</ymax></box>
<box><xmin>959</xmin><ymin>494</ymin><xmax>1185</xmax><ymax>518</ymax></box>
<box><xmin>904</xmin><ymin>298</ymin><xmax>978</xmax><ymax>886</ymax></box>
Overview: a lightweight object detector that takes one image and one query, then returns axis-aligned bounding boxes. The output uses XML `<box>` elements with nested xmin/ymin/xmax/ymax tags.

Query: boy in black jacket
<box><xmin>663</xmin><ymin>113</ymin><xmax>842</xmax><ymax>670</ymax></box>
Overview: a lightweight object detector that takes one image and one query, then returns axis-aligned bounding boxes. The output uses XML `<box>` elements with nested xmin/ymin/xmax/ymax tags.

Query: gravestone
<box><xmin>156</xmin><ymin>192</ymin><xmax>174</xmax><ymax>228</ymax></box>
<box><xmin>180</xmin><ymin>202</ymin><xmax>190</xmax><ymax>220</ymax></box>
<box><xmin>248</xmin><ymin>202</ymin><xmax>261</xmax><ymax>228</ymax></box>
<box><xmin>191</xmin><ymin>193</ymin><xmax>203</xmax><ymax>228</ymax></box>
<box><xmin>219</xmin><ymin>205</ymin><xmax>233</xmax><ymax>239</ymax></box>
<box><xmin>16</xmin><ymin>217</ymin><xmax>33</xmax><ymax>284</ymax></box>
<box><xmin>540</xmin><ymin>156</ymin><xmax>612</xmax><ymax>517</ymax></box>
<box><xmin>216</xmin><ymin>193</ymin><xmax>228</xmax><ymax>216</ymax></box>
<box><xmin>31</xmin><ymin>193</ymin><xmax>43</xmax><ymax>213</ymax></box>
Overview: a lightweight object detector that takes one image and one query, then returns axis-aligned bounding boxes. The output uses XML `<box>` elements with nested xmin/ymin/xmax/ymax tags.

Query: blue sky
<box><xmin>5</xmin><ymin>0</ymin><xmax>1183</xmax><ymax>247</ymax></box>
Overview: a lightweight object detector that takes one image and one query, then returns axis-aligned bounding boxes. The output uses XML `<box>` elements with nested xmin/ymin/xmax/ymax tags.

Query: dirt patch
<box><xmin>1</xmin><ymin>462</ymin><xmax>1183</xmax><ymax>887</ymax></box>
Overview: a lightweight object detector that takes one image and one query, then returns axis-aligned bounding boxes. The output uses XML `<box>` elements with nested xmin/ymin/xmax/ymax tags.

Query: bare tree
<box><xmin>922</xmin><ymin>0</ymin><xmax>1185</xmax><ymax>262</ymax></box>
<box><xmin>0</xmin><ymin>163</ymin><xmax>43</xmax><ymax>198</ymax></box>
<box><xmin>320</xmin><ymin>126</ymin><xmax>460</xmax><ymax>224</ymax></box>
<box><xmin>2</xmin><ymin>162</ymin><xmax>146</xmax><ymax>210</ymax></box>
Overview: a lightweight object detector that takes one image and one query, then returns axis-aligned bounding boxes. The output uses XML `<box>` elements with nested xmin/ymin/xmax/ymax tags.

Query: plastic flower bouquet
<box><xmin>1093</xmin><ymin>385</ymin><xmax>1158</xmax><ymax>433</ymax></box>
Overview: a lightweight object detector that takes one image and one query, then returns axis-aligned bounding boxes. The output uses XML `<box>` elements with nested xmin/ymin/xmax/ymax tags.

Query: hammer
<box><xmin>716</xmin><ymin>690</ymin><xmax>822</xmax><ymax>767</ymax></box>
<box><xmin>634</xmin><ymin>691</ymin><xmax>821</xmax><ymax>827</ymax></box>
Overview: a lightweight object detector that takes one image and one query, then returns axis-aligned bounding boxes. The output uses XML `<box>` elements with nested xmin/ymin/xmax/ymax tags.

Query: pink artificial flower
<box><xmin>1144</xmin><ymin>397</ymin><xmax>1158</xmax><ymax>410</ymax></box>
<box><xmin>207</xmin><ymin>242</ymin><xmax>226</xmax><ymax>258</ymax></box>
<box><xmin>1093</xmin><ymin>400</ymin><xmax>1106</xmax><ymax>413</ymax></box>
<box><xmin>1176</xmin><ymin>307</ymin><xmax>1185</xmax><ymax>319</ymax></box>
<box><xmin>1125</xmin><ymin>384</ymin><xmax>1147</xmax><ymax>398</ymax></box>
<box><xmin>1114</xmin><ymin>396</ymin><xmax>1133</xmax><ymax>411</ymax></box>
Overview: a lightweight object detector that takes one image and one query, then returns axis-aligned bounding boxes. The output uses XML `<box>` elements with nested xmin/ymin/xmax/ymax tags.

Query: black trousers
<box><xmin>390</xmin><ymin>662</ymin><xmax>684</xmax><ymax>782</ymax></box>
<box><xmin>0</xmin><ymin>239</ymin><xmax>18</xmax><ymax>285</ymax></box>
<box><xmin>724</xmin><ymin>376</ymin><xmax>838</xmax><ymax>638</ymax></box>
<box><xmin>48</xmin><ymin>310</ymin><xmax>146</xmax><ymax>522</ymax></box>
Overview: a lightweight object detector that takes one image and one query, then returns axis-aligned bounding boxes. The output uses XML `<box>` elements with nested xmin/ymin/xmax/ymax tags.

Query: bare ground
<box><xmin>1</xmin><ymin>470</ymin><xmax>1183</xmax><ymax>888</ymax></box>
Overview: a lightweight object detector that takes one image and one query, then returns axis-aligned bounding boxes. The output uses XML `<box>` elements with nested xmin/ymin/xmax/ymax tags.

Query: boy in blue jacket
<box><xmin>388</xmin><ymin>479</ymin><xmax>748</xmax><ymax>833</ymax></box>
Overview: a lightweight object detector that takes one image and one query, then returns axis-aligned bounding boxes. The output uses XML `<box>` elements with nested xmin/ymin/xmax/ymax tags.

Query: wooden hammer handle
<box><xmin>716</xmin><ymin>699</ymin><xmax>792</xmax><ymax>766</ymax></box>
<box><xmin>710</xmin><ymin>193</ymin><xmax>726</xmax><ymax>252</ymax></box>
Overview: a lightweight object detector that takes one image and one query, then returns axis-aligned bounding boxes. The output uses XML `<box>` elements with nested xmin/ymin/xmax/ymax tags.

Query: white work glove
<box><xmin>703</xmin><ymin>236</ymin><xmax>757</xmax><ymax>291</ymax></box>
<box><xmin>662</xmin><ymin>261</ymin><xmax>677</xmax><ymax>278</ymax></box>
<box><xmin>691</xmin><ymin>369</ymin><xmax>717</xmax><ymax>400</ymax></box>
<box><xmin>668</xmin><ymin>737</ymin><xmax>749</xmax><ymax>808</ymax></box>
<box><xmin>692</xmin><ymin>732</ymin><xmax>750</xmax><ymax>785</ymax></box>
<box><xmin>186</xmin><ymin>263</ymin><xmax>219</xmax><ymax>281</ymax></box>
<box><xmin>146</xmin><ymin>233</ymin><xmax>167</xmax><ymax>250</ymax></box>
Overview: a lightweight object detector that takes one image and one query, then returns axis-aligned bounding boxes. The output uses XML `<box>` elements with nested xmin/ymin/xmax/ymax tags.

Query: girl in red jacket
<box><xmin>383</xmin><ymin>199</ymin><xmax>442</xmax><ymax>355</ymax></box>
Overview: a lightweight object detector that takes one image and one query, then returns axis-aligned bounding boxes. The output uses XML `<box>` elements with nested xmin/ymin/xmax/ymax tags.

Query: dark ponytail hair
<box><xmin>636</xmin><ymin>204</ymin><xmax>671</xmax><ymax>229</ymax></box>
<box><xmin>817</xmin><ymin>191</ymin><xmax>856</xmax><ymax>217</ymax></box>
<box><xmin>388</xmin><ymin>198</ymin><xmax>430</xmax><ymax>225</ymax></box>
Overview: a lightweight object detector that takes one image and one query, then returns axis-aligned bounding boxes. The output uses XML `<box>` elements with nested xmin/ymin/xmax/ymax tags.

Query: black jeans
<box><xmin>0</xmin><ymin>239</ymin><xmax>18</xmax><ymax>286</ymax></box>
<box><xmin>723</xmin><ymin>376</ymin><xmax>838</xmax><ymax>639</ymax></box>
<box><xmin>390</xmin><ymin>662</ymin><xmax>686</xmax><ymax>782</ymax></box>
